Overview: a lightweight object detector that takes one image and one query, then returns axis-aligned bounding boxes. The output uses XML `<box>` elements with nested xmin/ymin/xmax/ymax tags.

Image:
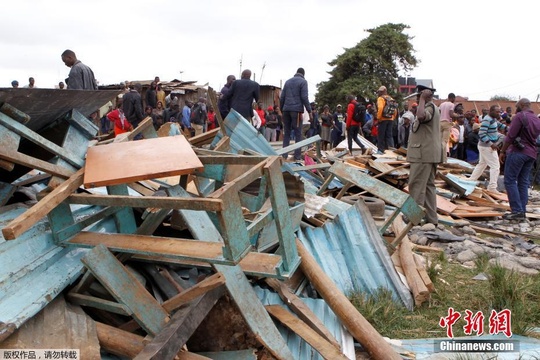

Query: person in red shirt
<box><xmin>346</xmin><ymin>95</ymin><xmax>367</xmax><ymax>154</ymax></box>
<box><xmin>107</xmin><ymin>105</ymin><xmax>132</xmax><ymax>137</ymax></box>
<box><xmin>256</xmin><ymin>101</ymin><xmax>266</xmax><ymax>135</ymax></box>
<box><xmin>207</xmin><ymin>105</ymin><xmax>217</xmax><ymax>130</ymax></box>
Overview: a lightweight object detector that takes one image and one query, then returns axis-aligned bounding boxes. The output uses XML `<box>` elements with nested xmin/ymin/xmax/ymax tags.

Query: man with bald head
<box><xmin>500</xmin><ymin>98</ymin><xmax>540</xmax><ymax>220</ymax></box>
<box><xmin>222</xmin><ymin>69</ymin><xmax>259</xmax><ymax>123</ymax></box>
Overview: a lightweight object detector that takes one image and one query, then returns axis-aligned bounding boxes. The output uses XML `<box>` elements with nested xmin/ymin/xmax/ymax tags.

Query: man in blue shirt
<box><xmin>182</xmin><ymin>100</ymin><xmax>193</xmax><ymax>137</ymax></box>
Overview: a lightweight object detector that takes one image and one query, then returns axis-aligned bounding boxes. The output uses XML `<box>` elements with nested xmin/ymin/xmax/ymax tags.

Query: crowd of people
<box><xmin>11</xmin><ymin>53</ymin><xmax>540</xmax><ymax>223</ymax></box>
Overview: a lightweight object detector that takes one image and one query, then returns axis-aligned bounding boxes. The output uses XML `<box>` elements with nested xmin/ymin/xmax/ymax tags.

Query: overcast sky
<box><xmin>2</xmin><ymin>0</ymin><xmax>539</xmax><ymax>102</ymax></box>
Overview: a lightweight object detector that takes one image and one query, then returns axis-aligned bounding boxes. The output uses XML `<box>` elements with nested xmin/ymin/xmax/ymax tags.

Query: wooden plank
<box><xmin>2</xmin><ymin>168</ymin><xmax>84</xmax><ymax>240</ymax></box>
<box><xmin>264</xmin><ymin>156</ymin><xmax>300</xmax><ymax>276</ymax></box>
<box><xmin>134</xmin><ymin>286</ymin><xmax>225</xmax><ymax>360</ymax></box>
<box><xmin>436</xmin><ymin>195</ymin><xmax>458</xmax><ymax>214</ymax></box>
<box><xmin>163</xmin><ymin>273</ymin><xmax>226</xmax><ymax>313</ymax></box>
<box><xmin>452</xmin><ymin>211</ymin><xmax>502</xmax><ymax>218</ymax></box>
<box><xmin>69</xmin><ymin>231</ymin><xmax>233</xmax><ymax>265</ymax></box>
<box><xmin>214</xmin><ymin>265</ymin><xmax>295</xmax><ymax>360</ymax></box>
<box><xmin>411</xmin><ymin>244</ymin><xmax>444</xmax><ymax>253</ymax></box>
<box><xmin>198</xmin><ymin>350</ymin><xmax>256</xmax><ymax>360</ymax></box>
<box><xmin>83</xmin><ymin>136</ymin><xmax>204</xmax><ymax>188</ymax></box>
<box><xmin>67</xmin><ymin>293</ymin><xmax>132</xmax><ymax>316</ymax></box>
<box><xmin>0</xmin><ymin>149</ymin><xmax>74</xmax><ymax>178</ymax></box>
<box><xmin>82</xmin><ymin>245</ymin><xmax>169</xmax><ymax>336</ymax></box>
<box><xmin>414</xmin><ymin>253</ymin><xmax>435</xmax><ymax>292</ymax></box>
<box><xmin>134</xmin><ymin>249</ymin><xmax>283</xmax><ymax>278</ymax></box>
<box><xmin>265</xmin><ymin>278</ymin><xmax>341</xmax><ymax>349</ymax></box>
<box><xmin>265</xmin><ymin>305</ymin><xmax>348</xmax><ymax>360</ymax></box>
<box><xmin>67</xmin><ymin>193</ymin><xmax>224</xmax><ymax>212</ymax></box>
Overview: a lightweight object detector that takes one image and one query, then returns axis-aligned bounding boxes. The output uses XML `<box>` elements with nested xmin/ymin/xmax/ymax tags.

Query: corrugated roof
<box><xmin>297</xmin><ymin>200</ymin><xmax>414</xmax><ymax>310</ymax></box>
<box><xmin>254</xmin><ymin>286</ymin><xmax>355</xmax><ymax>360</ymax></box>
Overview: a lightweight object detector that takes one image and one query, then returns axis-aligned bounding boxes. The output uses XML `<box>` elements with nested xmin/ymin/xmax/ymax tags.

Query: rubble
<box><xmin>1</xmin><ymin>87</ymin><xmax>540</xmax><ymax>359</ymax></box>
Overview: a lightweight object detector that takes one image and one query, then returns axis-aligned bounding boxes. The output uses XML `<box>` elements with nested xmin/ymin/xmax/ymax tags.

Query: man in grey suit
<box><xmin>406</xmin><ymin>85</ymin><xmax>443</xmax><ymax>225</ymax></box>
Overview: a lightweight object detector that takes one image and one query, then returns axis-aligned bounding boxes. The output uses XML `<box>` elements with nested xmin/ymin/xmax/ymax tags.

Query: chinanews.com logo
<box><xmin>435</xmin><ymin>307</ymin><xmax>519</xmax><ymax>353</ymax></box>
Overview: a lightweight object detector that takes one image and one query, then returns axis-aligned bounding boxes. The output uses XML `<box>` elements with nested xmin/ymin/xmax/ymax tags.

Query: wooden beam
<box><xmin>398</xmin><ymin>237</ymin><xmax>430</xmax><ymax>307</ymax></box>
<box><xmin>69</xmin><ymin>231</ymin><xmax>233</xmax><ymax>265</ymax></box>
<box><xmin>296</xmin><ymin>239</ymin><xmax>401</xmax><ymax>360</ymax></box>
<box><xmin>134</xmin><ymin>286</ymin><xmax>225</xmax><ymax>360</ymax></box>
<box><xmin>2</xmin><ymin>167</ymin><xmax>84</xmax><ymax>240</ymax></box>
<box><xmin>163</xmin><ymin>273</ymin><xmax>226</xmax><ymax>313</ymax></box>
<box><xmin>67</xmin><ymin>193</ymin><xmax>224</xmax><ymax>212</ymax></box>
<box><xmin>82</xmin><ymin>245</ymin><xmax>169</xmax><ymax>336</ymax></box>
<box><xmin>0</xmin><ymin>149</ymin><xmax>74</xmax><ymax>178</ymax></box>
<box><xmin>67</xmin><ymin>293</ymin><xmax>132</xmax><ymax>316</ymax></box>
<box><xmin>265</xmin><ymin>305</ymin><xmax>348</xmax><ymax>360</ymax></box>
<box><xmin>265</xmin><ymin>278</ymin><xmax>340</xmax><ymax>349</ymax></box>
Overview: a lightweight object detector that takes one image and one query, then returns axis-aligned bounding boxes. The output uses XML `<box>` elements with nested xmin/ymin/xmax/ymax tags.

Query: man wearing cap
<box><xmin>407</xmin><ymin>85</ymin><xmax>443</xmax><ymax>225</ymax></box>
<box><xmin>439</xmin><ymin>93</ymin><xmax>459</xmax><ymax>161</ymax></box>
<box><xmin>264</xmin><ymin>106</ymin><xmax>279</xmax><ymax>142</ymax></box>
<box><xmin>398</xmin><ymin>103</ymin><xmax>416</xmax><ymax>148</ymax></box>
<box><xmin>280</xmin><ymin>67</ymin><xmax>313</xmax><ymax>160</ymax></box>
<box><xmin>11</xmin><ymin>80</ymin><xmax>18</xmax><ymax>88</ymax></box>
<box><xmin>375</xmin><ymin>85</ymin><xmax>397</xmax><ymax>153</ymax></box>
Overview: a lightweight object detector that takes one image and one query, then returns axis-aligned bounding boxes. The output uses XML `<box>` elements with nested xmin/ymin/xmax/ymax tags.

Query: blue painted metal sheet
<box><xmin>0</xmin><ymin>205</ymin><xmax>88</xmax><ymax>327</ymax></box>
<box><xmin>298</xmin><ymin>201</ymin><xmax>414</xmax><ymax>310</ymax></box>
<box><xmin>289</xmin><ymin>163</ymin><xmax>344</xmax><ymax>190</ymax></box>
<box><xmin>254</xmin><ymin>286</ymin><xmax>355</xmax><ymax>360</ymax></box>
<box><xmin>0</xmin><ymin>203</ymin><xmax>119</xmax><ymax>328</ymax></box>
<box><xmin>443</xmin><ymin>173</ymin><xmax>477</xmax><ymax>196</ymax></box>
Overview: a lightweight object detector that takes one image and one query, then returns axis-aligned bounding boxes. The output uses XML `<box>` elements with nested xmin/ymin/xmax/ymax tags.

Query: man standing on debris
<box><xmin>123</xmin><ymin>83</ymin><xmax>145</xmax><ymax>130</ymax></box>
<box><xmin>439</xmin><ymin>93</ymin><xmax>458</xmax><ymax>161</ymax></box>
<box><xmin>223</xmin><ymin>69</ymin><xmax>259</xmax><ymax>122</ymax></box>
<box><xmin>468</xmin><ymin>105</ymin><xmax>505</xmax><ymax>194</ymax></box>
<box><xmin>61</xmin><ymin>49</ymin><xmax>98</xmax><ymax>90</ymax></box>
<box><xmin>375</xmin><ymin>85</ymin><xmax>397</xmax><ymax>153</ymax></box>
<box><xmin>218</xmin><ymin>75</ymin><xmax>236</xmax><ymax>119</ymax></box>
<box><xmin>346</xmin><ymin>94</ymin><xmax>367</xmax><ymax>155</ymax></box>
<box><xmin>500</xmin><ymin>98</ymin><xmax>540</xmax><ymax>220</ymax></box>
<box><xmin>280</xmin><ymin>67</ymin><xmax>313</xmax><ymax>161</ymax></box>
<box><xmin>407</xmin><ymin>85</ymin><xmax>443</xmax><ymax>225</ymax></box>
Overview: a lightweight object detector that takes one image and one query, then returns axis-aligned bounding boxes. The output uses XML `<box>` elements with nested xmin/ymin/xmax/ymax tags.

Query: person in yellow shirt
<box><xmin>376</xmin><ymin>85</ymin><xmax>398</xmax><ymax>153</ymax></box>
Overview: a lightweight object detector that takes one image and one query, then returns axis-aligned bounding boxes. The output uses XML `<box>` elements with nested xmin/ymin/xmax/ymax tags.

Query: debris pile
<box><xmin>1</xmin><ymin>88</ymin><xmax>540</xmax><ymax>359</ymax></box>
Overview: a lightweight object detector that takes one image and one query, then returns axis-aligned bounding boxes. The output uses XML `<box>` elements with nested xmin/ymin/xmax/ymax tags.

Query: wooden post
<box><xmin>296</xmin><ymin>239</ymin><xmax>401</xmax><ymax>360</ymax></box>
<box><xmin>398</xmin><ymin>237</ymin><xmax>430</xmax><ymax>306</ymax></box>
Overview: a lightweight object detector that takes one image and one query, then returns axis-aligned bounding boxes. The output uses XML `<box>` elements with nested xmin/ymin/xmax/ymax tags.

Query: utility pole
<box><xmin>260</xmin><ymin>62</ymin><xmax>266</xmax><ymax>83</ymax></box>
<box><xmin>239</xmin><ymin>54</ymin><xmax>243</xmax><ymax>78</ymax></box>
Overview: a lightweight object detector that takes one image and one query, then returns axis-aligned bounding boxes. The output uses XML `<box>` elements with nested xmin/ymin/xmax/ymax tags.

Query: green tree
<box><xmin>315</xmin><ymin>23</ymin><xmax>418</xmax><ymax>108</ymax></box>
<box><xmin>490</xmin><ymin>94</ymin><xmax>515</xmax><ymax>102</ymax></box>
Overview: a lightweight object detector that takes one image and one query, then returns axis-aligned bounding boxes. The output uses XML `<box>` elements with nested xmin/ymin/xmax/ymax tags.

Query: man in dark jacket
<box><xmin>223</xmin><ymin>69</ymin><xmax>259</xmax><ymax>121</ymax></box>
<box><xmin>61</xmin><ymin>49</ymin><xmax>98</xmax><ymax>90</ymax></box>
<box><xmin>218</xmin><ymin>75</ymin><xmax>236</xmax><ymax>119</ymax></box>
<box><xmin>123</xmin><ymin>83</ymin><xmax>145</xmax><ymax>129</ymax></box>
<box><xmin>279</xmin><ymin>68</ymin><xmax>313</xmax><ymax>160</ymax></box>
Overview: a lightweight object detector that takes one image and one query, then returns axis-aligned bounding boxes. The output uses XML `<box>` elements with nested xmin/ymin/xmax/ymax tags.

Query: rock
<box><xmin>472</xmin><ymin>272</ymin><xmax>489</xmax><ymax>281</ymax></box>
<box><xmin>417</xmin><ymin>236</ymin><xmax>428</xmax><ymax>246</ymax></box>
<box><xmin>461</xmin><ymin>226</ymin><xmax>477</xmax><ymax>236</ymax></box>
<box><xmin>421</xmin><ymin>223</ymin><xmax>436</xmax><ymax>231</ymax></box>
<box><xmin>409</xmin><ymin>234</ymin><xmax>419</xmax><ymax>243</ymax></box>
<box><xmin>462</xmin><ymin>261</ymin><xmax>476</xmax><ymax>268</ymax></box>
<box><xmin>517</xmin><ymin>257</ymin><xmax>540</xmax><ymax>270</ymax></box>
<box><xmin>456</xmin><ymin>249</ymin><xmax>478</xmax><ymax>263</ymax></box>
<box><xmin>489</xmin><ymin>257</ymin><xmax>539</xmax><ymax>275</ymax></box>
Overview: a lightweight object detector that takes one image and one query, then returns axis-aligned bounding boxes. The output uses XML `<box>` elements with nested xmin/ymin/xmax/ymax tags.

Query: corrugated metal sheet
<box><xmin>254</xmin><ymin>286</ymin><xmax>355</xmax><ymax>360</ymax></box>
<box><xmin>0</xmin><ymin>204</ymin><xmax>115</xmax><ymax>328</ymax></box>
<box><xmin>298</xmin><ymin>200</ymin><xmax>414</xmax><ymax>310</ymax></box>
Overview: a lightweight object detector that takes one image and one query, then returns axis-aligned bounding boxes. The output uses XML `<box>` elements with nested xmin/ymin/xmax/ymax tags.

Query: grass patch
<box><xmin>349</xmin><ymin>257</ymin><xmax>540</xmax><ymax>340</ymax></box>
